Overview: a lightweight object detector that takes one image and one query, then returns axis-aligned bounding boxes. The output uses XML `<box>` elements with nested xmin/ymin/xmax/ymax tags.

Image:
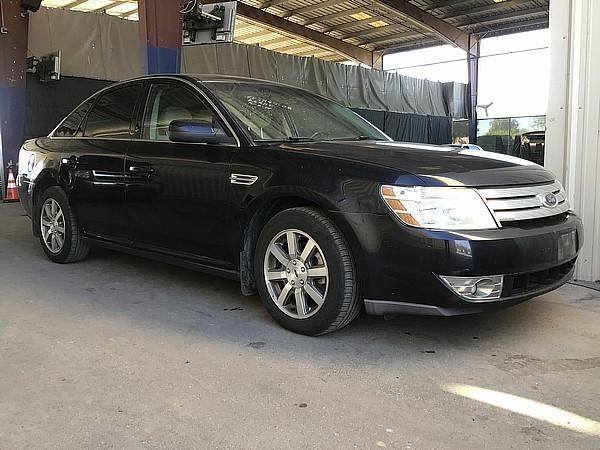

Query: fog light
<box><xmin>439</xmin><ymin>275</ymin><xmax>504</xmax><ymax>302</ymax></box>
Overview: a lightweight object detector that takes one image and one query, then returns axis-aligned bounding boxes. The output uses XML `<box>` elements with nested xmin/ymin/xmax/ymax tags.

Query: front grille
<box><xmin>477</xmin><ymin>181</ymin><xmax>570</xmax><ymax>223</ymax></box>
<box><xmin>502</xmin><ymin>258</ymin><xmax>576</xmax><ymax>297</ymax></box>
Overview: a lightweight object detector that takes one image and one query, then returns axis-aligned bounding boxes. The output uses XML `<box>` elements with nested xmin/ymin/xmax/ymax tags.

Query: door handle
<box><xmin>129</xmin><ymin>166</ymin><xmax>155</xmax><ymax>175</ymax></box>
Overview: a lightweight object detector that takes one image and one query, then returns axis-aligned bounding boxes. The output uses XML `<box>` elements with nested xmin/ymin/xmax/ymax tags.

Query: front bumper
<box><xmin>332</xmin><ymin>211</ymin><xmax>583</xmax><ymax>316</ymax></box>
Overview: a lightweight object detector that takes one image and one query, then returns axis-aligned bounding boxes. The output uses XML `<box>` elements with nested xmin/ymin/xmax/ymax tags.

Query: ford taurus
<box><xmin>18</xmin><ymin>75</ymin><xmax>582</xmax><ymax>335</ymax></box>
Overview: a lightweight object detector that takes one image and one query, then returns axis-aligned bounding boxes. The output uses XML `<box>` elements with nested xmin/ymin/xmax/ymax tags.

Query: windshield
<box><xmin>206</xmin><ymin>81</ymin><xmax>391</xmax><ymax>143</ymax></box>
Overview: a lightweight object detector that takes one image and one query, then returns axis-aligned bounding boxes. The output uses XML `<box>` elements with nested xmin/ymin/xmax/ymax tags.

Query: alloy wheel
<box><xmin>263</xmin><ymin>229</ymin><xmax>329</xmax><ymax>319</ymax></box>
<box><xmin>41</xmin><ymin>198</ymin><xmax>66</xmax><ymax>254</ymax></box>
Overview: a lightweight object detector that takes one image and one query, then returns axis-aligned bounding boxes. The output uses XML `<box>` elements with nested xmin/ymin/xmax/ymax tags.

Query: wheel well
<box><xmin>31</xmin><ymin>175</ymin><xmax>60</xmax><ymax>237</ymax></box>
<box><xmin>238</xmin><ymin>196</ymin><xmax>365</xmax><ymax>296</ymax></box>
<box><xmin>239</xmin><ymin>197</ymin><xmax>323</xmax><ymax>295</ymax></box>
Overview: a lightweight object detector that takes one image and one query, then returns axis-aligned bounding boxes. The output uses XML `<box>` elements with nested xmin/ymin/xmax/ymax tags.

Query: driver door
<box><xmin>125</xmin><ymin>80</ymin><xmax>236</xmax><ymax>268</ymax></box>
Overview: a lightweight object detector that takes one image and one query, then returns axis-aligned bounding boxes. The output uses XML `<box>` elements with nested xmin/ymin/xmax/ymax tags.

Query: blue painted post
<box><xmin>138</xmin><ymin>0</ymin><xmax>182</xmax><ymax>74</ymax></box>
<box><xmin>0</xmin><ymin>0</ymin><xmax>28</xmax><ymax>198</ymax></box>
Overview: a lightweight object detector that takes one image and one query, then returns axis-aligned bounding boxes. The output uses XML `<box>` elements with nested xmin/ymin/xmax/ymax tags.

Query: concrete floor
<box><xmin>1</xmin><ymin>202</ymin><xmax>600</xmax><ymax>449</ymax></box>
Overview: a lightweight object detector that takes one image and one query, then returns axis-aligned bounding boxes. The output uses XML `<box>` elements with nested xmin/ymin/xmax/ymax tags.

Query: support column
<box><xmin>371</xmin><ymin>50</ymin><xmax>384</xmax><ymax>71</ymax></box>
<box><xmin>546</xmin><ymin>0</ymin><xmax>600</xmax><ymax>282</ymax></box>
<box><xmin>0</xmin><ymin>0</ymin><xmax>28</xmax><ymax>198</ymax></box>
<box><xmin>138</xmin><ymin>0</ymin><xmax>182</xmax><ymax>74</ymax></box>
<box><xmin>467</xmin><ymin>34</ymin><xmax>480</xmax><ymax>145</ymax></box>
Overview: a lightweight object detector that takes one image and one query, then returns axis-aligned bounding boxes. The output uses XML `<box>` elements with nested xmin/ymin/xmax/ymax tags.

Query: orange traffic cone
<box><xmin>4</xmin><ymin>161</ymin><xmax>19</xmax><ymax>202</ymax></box>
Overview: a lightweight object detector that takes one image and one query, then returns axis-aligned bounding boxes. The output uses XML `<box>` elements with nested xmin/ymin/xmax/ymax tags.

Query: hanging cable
<box><xmin>180</xmin><ymin>0</ymin><xmax>198</xmax><ymax>14</ymax></box>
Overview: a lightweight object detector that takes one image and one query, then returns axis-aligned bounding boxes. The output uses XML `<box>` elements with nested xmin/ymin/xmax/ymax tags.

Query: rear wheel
<box><xmin>255</xmin><ymin>207</ymin><xmax>361</xmax><ymax>335</ymax></box>
<box><xmin>38</xmin><ymin>187</ymin><xmax>89</xmax><ymax>263</ymax></box>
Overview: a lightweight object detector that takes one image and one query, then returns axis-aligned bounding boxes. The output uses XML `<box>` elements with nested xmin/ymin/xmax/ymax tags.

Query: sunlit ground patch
<box><xmin>444</xmin><ymin>383</ymin><xmax>600</xmax><ymax>437</ymax></box>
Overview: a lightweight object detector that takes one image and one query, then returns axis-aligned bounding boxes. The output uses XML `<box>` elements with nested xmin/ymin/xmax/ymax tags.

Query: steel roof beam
<box><xmin>423</xmin><ymin>0</ymin><xmax>474</xmax><ymax>12</ymax></box>
<box><xmin>343</xmin><ymin>23</ymin><xmax>413</xmax><ymax>41</ymax></box>
<box><xmin>373</xmin><ymin>0</ymin><xmax>477</xmax><ymax>54</ymax></box>
<box><xmin>322</xmin><ymin>16</ymin><xmax>389</xmax><ymax>33</ymax></box>
<box><xmin>280</xmin><ymin>0</ymin><xmax>349</xmax><ymax>19</ymax></box>
<box><xmin>344</xmin><ymin>1</ymin><xmax>544</xmax><ymax>46</ymax></box>
<box><xmin>356</xmin><ymin>29</ymin><xmax>424</xmax><ymax>46</ymax></box>
<box><xmin>470</xmin><ymin>16</ymin><xmax>548</xmax><ymax>35</ymax></box>
<box><xmin>455</xmin><ymin>7</ymin><xmax>547</xmax><ymax>27</ymax></box>
<box><xmin>61</xmin><ymin>0</ymin><xmax>92</xmax><ymax>8</ymax></box>
<box><xmin>224</xmin><ymin>1</ymin><xmax>373</xmax><ymax>64</ymax></box>
<box><xmin>121</xmin><ymin>8</ymin><xmax>138</xmax><ymax>17</ymax></box>
<box><xmin>301</xmin><ymin>7</ymin><xmax>372</xmax><ymax>26</ymax></box>
<box><xmin>373</xmin><ymin>10</ymin><xmax>548</xmax><ymax>51</ymax></box>
<box><xmin>257</xmin><ymin>0</ymin><xmax>295</xmax><ymax>10</ymax></box>
<box><xmin>377</xmin><ymin>16</ymin><xmax>549</xmax><ymax>53</ymax></box>
<box><xmin>236</xmin><ymin>29</ymin><xmax>278</xmax><ymax>41</ymax></box>
<box><xmin>439</xmin><ymin>0</ymin><xmax>536</xmax><ymax>20</ymax></box>
<box><xmin>255</xmin><ymin>36</ymin><xmax>296</xmax><ymax>46</ymax></box>
<box><xmin>269</xmin><ymin>42</ymin><xmax>316</xmax><ymax>53</ymax></box>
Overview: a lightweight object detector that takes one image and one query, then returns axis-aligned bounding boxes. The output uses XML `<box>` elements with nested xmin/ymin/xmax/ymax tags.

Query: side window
<box><xmin>142</xmin><ymin>83</ymin><xmax>226</xmax><ymax>141</ymax></box>
<box><xmin>83</xmin><ymin>84</ymin><xmax>142</xmax><ymax>138</ymax></box>
<box><xmin>54</xmin><ymin>98</ymin><xmax>95</xmax><ymax>137</ymax></box>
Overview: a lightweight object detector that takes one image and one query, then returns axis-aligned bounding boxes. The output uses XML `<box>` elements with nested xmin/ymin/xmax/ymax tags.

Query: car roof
<box><xmin>123</xmin><ymin>73</ymin><xmax>286</xmax><ymax>87</ymax></box>
<box><xmin>188</xmin><ymin>74</ymin><xmax>280</xmax><ymax>84</ymax></box>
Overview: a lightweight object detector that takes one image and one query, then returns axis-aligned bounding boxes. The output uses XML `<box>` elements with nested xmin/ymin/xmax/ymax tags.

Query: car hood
<box><xmin>273</xmin><ymin>140</ymin><xmax>554</xmax><ymax>187</ymax></box>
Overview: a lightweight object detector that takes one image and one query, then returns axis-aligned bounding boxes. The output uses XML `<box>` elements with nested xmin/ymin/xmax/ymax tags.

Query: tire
<box><xmin>38</xmin><ymin>186</ymin><xmax>89</xmax><ymax>263</ymax></box>
<box><xmin>254</xmin><ymin>207</ymin><xmax>361</xmax><ymax>335</ymax></box>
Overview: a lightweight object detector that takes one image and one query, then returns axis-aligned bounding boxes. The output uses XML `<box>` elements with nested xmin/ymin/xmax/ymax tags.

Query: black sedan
<box><xmin>18</xmin><ymin>75</ymin><xmax>582</xmax><ymax>335</ymax></box>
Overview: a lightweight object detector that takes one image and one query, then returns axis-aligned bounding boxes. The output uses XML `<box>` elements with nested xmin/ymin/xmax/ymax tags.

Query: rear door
<box><xmin>125</xmin><ymin>80</ymin><xmax>237</xmax><ymax>268</ymax></box>
<box><xmin>63</xmin><ymin>82</ymin><xmax>143</xmax><ymax>241</ymax></box>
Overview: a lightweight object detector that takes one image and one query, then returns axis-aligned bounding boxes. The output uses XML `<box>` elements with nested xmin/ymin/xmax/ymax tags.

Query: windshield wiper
<box><xmin>329</xmin><ymin>136</ymin><xmax>384</xmax><ymax>141</ymax></box>
<box><xmin>357</xmin><ymin>135</ymin><xmax>384</xmax><ymax>141</ymax></box>
<box><xmin>254</xmin><ymin>136</ymin><xmax>317</xmax><ymax>143</ymax></box>
<box><xmin>256</xmin><ymin>135</ymin><xmax>384</xmax><ymax>143</ymax></box>
<box><xmin>286</xmin><ymin>136</ymin><xmax>316</xmax><ymax>142</ymax></box>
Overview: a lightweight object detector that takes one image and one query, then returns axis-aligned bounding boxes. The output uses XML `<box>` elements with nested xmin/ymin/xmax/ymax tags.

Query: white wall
<box><xmin>546</xmin><ymin>0</ymin><xmax>600</xmax><ymax>282</ymax></box>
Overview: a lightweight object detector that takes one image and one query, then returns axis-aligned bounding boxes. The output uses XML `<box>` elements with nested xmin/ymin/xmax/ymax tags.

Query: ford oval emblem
<box><xmin>541</xmin><ymin>192</ymin><xmax>558</xmax><ymax>208</ymax></box>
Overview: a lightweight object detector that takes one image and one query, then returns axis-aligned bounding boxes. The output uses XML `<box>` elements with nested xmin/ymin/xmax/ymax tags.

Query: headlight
<box><xmin>380</xmin><ymin>185</ymin><xmax>498</xmax><ymax>230</ymax></box>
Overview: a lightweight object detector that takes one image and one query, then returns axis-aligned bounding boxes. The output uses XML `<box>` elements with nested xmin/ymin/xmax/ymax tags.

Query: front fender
<box><xmin>236</xmin><ymin>187</ymin><xmax>371</xmax><ymax>297</ymax></box>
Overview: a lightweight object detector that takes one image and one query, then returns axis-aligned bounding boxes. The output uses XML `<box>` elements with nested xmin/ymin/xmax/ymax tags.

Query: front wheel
<box><xmin>38</xmin><ymin>186</ymin><xmax>89</xmax><ymax>263</ymax></box>
<box><xmin>254</xmin><ymin>207</ymin><xmax>361</xmax><ymax>335</ymax></box>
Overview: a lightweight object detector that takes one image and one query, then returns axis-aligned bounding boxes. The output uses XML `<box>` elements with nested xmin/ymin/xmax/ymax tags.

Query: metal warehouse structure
<box><xmin>40</xmin><ymin>0</ymin><xmax>549</xmax><ymax>62</ymax></box>
<box><xmin>35</xmin><ymin>0</ymin><xmax>548</xmax><ymax>143</ymax></box>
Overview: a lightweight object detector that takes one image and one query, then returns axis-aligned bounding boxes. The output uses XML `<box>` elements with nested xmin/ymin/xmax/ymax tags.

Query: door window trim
<box><xmin>138</xmin><ymin>79</ymin><xmax>240</xmax><ymax>147</ymax></box>
<box><xmin>81</xmin><ymin>82</ymin><xmax>144</xmax><ymax>139</ymax></box>
<box><xmin>50</xmin><ymin>81</ymin><xmax>144</xmax><ymax>140</ymax></box>
<box><xmin>49</xmin><ymin>76</ymin><xmax>241</xmax><ymax>147</ymax></box>
<box><xmin>140</xmin><ymin>81</ymin><xmax>228</xmax><ymax>144</ymax></box>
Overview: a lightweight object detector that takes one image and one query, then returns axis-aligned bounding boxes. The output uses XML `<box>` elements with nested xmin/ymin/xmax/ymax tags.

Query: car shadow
<box><xmin>4</xmin><ymin>199</ymin><xmax>585</xmax><ymax>366</ymax></box>
<box><xmin>53</xmin><ymin>245</ymin><xmax>564</xmax><ymax>362</ymax></box>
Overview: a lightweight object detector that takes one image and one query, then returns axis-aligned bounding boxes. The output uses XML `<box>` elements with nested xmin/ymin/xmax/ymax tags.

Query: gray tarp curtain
<box><xmin>353</xmin><ymin>108</ymin><xmax>452</xmax><ymax>144</ymax></box>
<box><xmin>26</xmin><ymin>7</ymin><xmax>462</xmax><ymax>143</ymax></box>
<box><xmin>28</xmin><ymin>7</ymin><xmax>141</xmax><ymax>80</ymax></box>
<box><xmin>28</xmin><ymin>8</ymin><xmax>467</xmax><ymax>118</ymax></box>
<box><xmin>182</xmin><ymin>43</ymin><xmax>467</xmax><ymax>118</ymax></box>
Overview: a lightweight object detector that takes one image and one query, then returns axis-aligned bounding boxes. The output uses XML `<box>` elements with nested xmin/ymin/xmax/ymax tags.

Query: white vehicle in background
<box><xmin>448</xmin><ymin>143</ymin><xmax>484</xmax><ymax>151</ymax></box>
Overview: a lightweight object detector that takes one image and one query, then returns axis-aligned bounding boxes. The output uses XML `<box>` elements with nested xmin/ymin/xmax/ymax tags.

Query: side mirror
<box><xmin>168</xmin><ymin>120</ymin><xmax>234</xmax><ymax>144</ymax></box>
